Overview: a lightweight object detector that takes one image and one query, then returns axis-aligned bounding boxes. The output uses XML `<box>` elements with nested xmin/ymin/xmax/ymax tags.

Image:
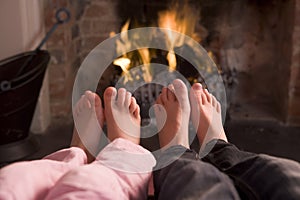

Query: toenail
<box><xmin>193</xmin><ymin>83</ymin><xmax>202</xmax><ymax>89</ymax></box>
<box><xmin>173</xmin><ymin>80</ymin><xmax>180</xmax><ymax>85</ymax></box>
<box><xmin>106</xmin><ymin>88</ymin><xmax>116</xmax><ymax>97</ymax></box>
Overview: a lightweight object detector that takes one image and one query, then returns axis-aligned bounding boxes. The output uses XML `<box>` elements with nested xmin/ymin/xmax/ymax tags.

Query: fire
<box><xmin>158</xmin><ymin>1</ymin><xmax>199</xmax><ymax>71</ymax></box>
<box><xmin>113</xmin><ymin>0</ymin><xmax>203</xmax><ymax>81</ymax></box>
<box><xmin>113</xmin><ymin>19</ymin><xmax>152</xmax><ymax>83</ymax></box>
<box><xmin>113</xmin><ymin>57</ymin><xmax>130</xmax><ymax>74</ymax></box>
<box><xmin>166</xmin><ymin>51</ymin><xmax>177</xmax><ymax>71</ymax></box>
<box><xmin>137</xmin><ymin>48</ymin><xmax>152</xmax><ymax>82</ymax></box>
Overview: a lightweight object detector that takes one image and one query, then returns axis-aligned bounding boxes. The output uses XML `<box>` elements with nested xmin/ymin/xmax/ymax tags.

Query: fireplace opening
<box><xmin>43</xmin><ymin>0</ymin><xmax>299</xmax><ymax>125</ymax></box>
<box><xmin>108</xmin><ymin>0</ymin><xmax>294</xmax><ymax>123</ymax></box>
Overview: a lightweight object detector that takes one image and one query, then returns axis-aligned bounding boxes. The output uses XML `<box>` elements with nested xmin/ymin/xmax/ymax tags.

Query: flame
<box><xmin>113</xmin><ymin>57</ymin><xmax>131</xmax><ymax>74</ymax></box>
<box><xmin>115</xmin><ymin>19</ymin><xmax>153</xmax><ymax>82</ymax></box>
<box><xmin>137</xmin><ymin>48</ymin><xmax>152</xmax><ymax>82</ymax></box>
<box><xmin>158</xmin><ymin>0</ymin><xmax>199</xmax><ymax>71</ymax></box>
<box><xmin>166</xmin><ymin>51</ymin><xmax>177</xmax><ymax>71</ymax></box>
<box><xmin>115</xmin><ymin>19</ymin><xmax>130</xmax><ymax>56</ymax></box>
<box><xmin>113</xmin><ymin>0</ymin><xmax>206</xmax><ymax>80</ymax></box>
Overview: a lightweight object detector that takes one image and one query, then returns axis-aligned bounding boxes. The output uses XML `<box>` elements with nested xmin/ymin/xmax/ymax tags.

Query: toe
<box><xmin>117</xmin><ymin>88</ymin><xmax>126</xmax><ymax>107</ymax></box>
<box><xmin>85</xmin><ymin>90</ymin><xmax>101</xmax><ymax>108</ymax></box>
<box><xmin>78</xmin><ymin>95</ymin><xmax>86</xmax><ymax>111</ymax></box>
<box><xmin>190</xmin><ymin>83</ymin><xmax>202</xmax><ymax>103</ymax></box>
<box><xmin>125</xmin><ymin>91</ymin><xmax>132</xmax><ymax>108</ymax></box>
<box><xmin>217</xmin><ymin>102</ymin><xmax>221</xmax><ymax>113</ymax></box>
<box><xmin>189</xmin><ymin>86</ymin><xmax>201</xmax><ymax>108</ymax></box>
<box><xmin>161</xmin><ymin>87</ymin><xmax>168</xmax><ymax>104</ymax></box>
<box><xmin>129</xmin><ymin>97</ymin><xmax>137</xmax><ymax>113</ymax></box>
<box><xmin>212</xmin><ymin>95</ymin><xmax>217</xmax><ymax>107</ymax></box>
<box><xmin>133</xmin><ymin>105</ymin><xmax>140</xmax><ymax>118</ymax></box>
<box><xmin>201</xmin><ymin>92</ymin><xmax>207</xmax><ymax>104</ymax></box>
<box><xmin>192</xmin><ymin>83</ymin><xmax>202</xmax><ymax>90</ymax></box>
<box><xmin>173</xmin><ymin>79</ymin><xmax>189</xmax><ymax>108</ymax></box>
<box><xmin>167</xmin><ymin>84</ymin><xmax>176</xmax><ymax>101</ymax></box>
<box><xmin>83</xmin><ymin>97</ymin><xmax>92</xmax><ymax>109</ymax></box>
<box><xmin>204</xmin><ymin>89</ymin><xmax>212</xmax><ymax>103</ymax></box>
<box><xmin>156</xmin><ymin>95</ymin><xmax>163</xmax><ymax>105</ymax></box>
<box><xmin>104</xmin><ymin>87</ymin><xmax>117</xmax><ymax>109</ymax></box>
<box><xmin>75</xmin><ymin>95</ymin><xmax>84</xmax><ymax>114</ymax></box>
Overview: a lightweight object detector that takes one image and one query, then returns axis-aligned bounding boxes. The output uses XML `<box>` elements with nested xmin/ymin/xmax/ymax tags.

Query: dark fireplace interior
<box><xmin>40</xmin><ymin>0</ymin><xmax>300</xmax><ymax>126</ymax></box>
<box><xmin>83</xmin><ymin>0</ymin><xmax>295</xmax><ymax>151</ymax></box>
<box><xmin>96</xmin><ymin>0</ymin><xmax>294</xmax><ymax>123</ymax></box>
<box><xmin>199</xmin><ymin>0</ymin><xmax>294</xmax><ymax>122</ymax></box>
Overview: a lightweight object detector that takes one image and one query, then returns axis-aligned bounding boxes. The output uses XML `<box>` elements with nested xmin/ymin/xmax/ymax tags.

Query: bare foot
<box><xmin>104</xmin><ymin>87</ymin><xmax>141</xmax><ymax>144</ymax></box>
<box><xmin>71</xmin><ymin>91</ymin><xmax>104</xmax><ymax>163</ymax></box>
<box><xmin>189</xmin><ymin>83</ymin><xmax>227</xmax><ymax>147</ymax></box>
<box><xmin>155</xmin><ymin>79</ymin><xmax>190</xmax><ymax>149</ymax></box>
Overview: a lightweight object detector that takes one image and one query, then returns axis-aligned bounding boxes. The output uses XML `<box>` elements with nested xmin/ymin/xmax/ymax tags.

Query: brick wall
<box><xmin>44</xmin><ymin>0</ymin><xmax>300</xmax><ymax>126</ymax></box>
<box><xmin>44</xmin><ymin>0</ymin><xmax>120</xmax><ymax>117</ymax></box>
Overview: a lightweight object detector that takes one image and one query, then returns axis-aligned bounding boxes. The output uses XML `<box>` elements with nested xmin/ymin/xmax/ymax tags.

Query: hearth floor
<box><xmin>4</xmin><ymin>117</ymin><xmax>300</xmax><ymax>165</ymax></box>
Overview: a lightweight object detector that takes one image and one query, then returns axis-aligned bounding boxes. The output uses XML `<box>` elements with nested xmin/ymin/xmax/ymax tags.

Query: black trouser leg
<box><xmin>202</xmin><ymin>139</ymin><xmax>300</xmax><ymax>200</ymax></box>
<box><xmin>153</xmin><ymin>145</ymin><xmax>240</xmax><ymax>200</ymax></box>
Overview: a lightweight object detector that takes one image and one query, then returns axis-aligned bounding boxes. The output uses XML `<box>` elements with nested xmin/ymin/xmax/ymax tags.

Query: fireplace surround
<box><xmin>44</xmin><ymin>0</ymin><xmax>300</xmax><ymax>125</ymax></box>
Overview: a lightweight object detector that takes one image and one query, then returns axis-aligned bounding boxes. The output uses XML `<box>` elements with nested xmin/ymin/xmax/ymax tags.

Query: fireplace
<box><xmin>44</xmin><ymin>0</ymin><xmax>300</xmax><ymax>125</ymax></box>
<box><xmin>97</xmin><ymin>0</ymin><xmax>295</xmax><ymax>122</ymax></box>
<box><xmin>199</xmin><ymin>0</ymin><xmax>294</xmax><ymax>122</ymax></box>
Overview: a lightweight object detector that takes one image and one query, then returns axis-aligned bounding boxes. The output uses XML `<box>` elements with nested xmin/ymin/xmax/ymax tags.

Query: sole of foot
<box><xmin>103</xmin><ymin>87</ymin><xmax>141</xmax><ymax>145</ymax></box>
<box><xmin>71</xmin><ymin>90</ymin><xmax>104</xmax><ymax>163</ymax></box>
<box><xmin>189</xmin><ymin>83</ymin><xmax>227</xmax><ymax>148</ymax></box>
<box><xmin>154</xmin><ymin>79</ymin><xmax>191</xmax><ymax>150</ymax></box>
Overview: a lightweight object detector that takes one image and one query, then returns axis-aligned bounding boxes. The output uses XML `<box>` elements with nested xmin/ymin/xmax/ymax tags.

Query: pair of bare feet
<box><xmin>71</xmin><ymin>79</ymin><xmax>227</xmax><ymax>163</ymax></box>
<box><xmin>155</xmin><ymin>79</ymin><xmax>227</xmax><ymax>150</ymax></box>
<box><xmin>71</xmin><ymin>88</ymin><xmax>141</xmax><ymax>163</ymax></box>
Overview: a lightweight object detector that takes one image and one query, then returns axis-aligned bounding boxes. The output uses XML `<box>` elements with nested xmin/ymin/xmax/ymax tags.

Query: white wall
<box><xmin>0</xmin><ymin>0</ymin><xmax>51</xmax><ymax>133</ymax></box>
<box><xmin>0</xmin><ymin>1</ymin><xmax>23</xmax><ymax>59</ymax></box>
<box><xmin>0</xmin><ymin>0</ymin><xmax>45</xmax><ymax>58</ymax></box>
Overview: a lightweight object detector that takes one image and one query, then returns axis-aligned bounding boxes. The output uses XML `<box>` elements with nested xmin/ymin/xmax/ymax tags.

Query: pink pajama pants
<box><xmin>0</xmin><ymin>138</ymin><xmax>155</xmax><ymax>200</ymax></box>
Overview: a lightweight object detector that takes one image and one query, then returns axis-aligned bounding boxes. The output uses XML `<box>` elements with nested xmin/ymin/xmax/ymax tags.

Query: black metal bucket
<box><xmin>0</xmin><ymin>8</ymin><xmax>70</xmax><ymax>164</ymax></box>
<box><xmin>0</xmin><ymin>51</ymin><xmax>50</xmax><ymax>164</ymax></box>
<box><xmin>0</xmin><ymin>50</ymin><xmax>50</xmax><ymax>144</ymax></box>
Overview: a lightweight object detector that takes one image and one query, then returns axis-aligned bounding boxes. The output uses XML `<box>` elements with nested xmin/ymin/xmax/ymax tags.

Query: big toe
<box><xmin>173</xmin><ymin>79</ymin><xmax>189</xmax><ymax>109</ymax></box>
<box><xmin>192</xmin><ymin>83</ymin><xmax>202</xmax><ymax>91</ymax></box>
<box><xmin>190</xmin><ymin>83</ymin><xmax>202</xmax><ymax>104</ymax></box>
<box><xmin>104</xmin><ymin>87</ymin><xmax>117</xmax><ymax>109</ymax></box>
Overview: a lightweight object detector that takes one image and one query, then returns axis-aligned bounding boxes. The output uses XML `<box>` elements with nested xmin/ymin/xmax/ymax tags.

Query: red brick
<box><xmin>79</xmin><ymin>20</ymin><xmax>93</xmax><ymax>35</ymax></box>
<box><xmin>49</xmin><ymin>79</ymin><xmax>66</xmax><ymax>100</ymax></box>
<box><xmin>65</xmin><ymin>43</ymin><xmax>77</xmax><ymax>64</ymax></box>
<box><xmin>290</xmin><ymin>67</ymin><xmax>300</xmax><ymax>85</ymax></box>
<box><xmin>44</xmin><ymin>10</ymin><xmax>56</xmax><ymax>28</ymax></box>
<box><xmin>92</xmin><ymin>20</ymin><xmax>120</xmax><ymax>35</ymax></box>
<box><xmin>80</xmin><ymin>50</ymin><xmax>90</xmax><ymax>62</ymax></box>
<box><xmin>74</xmin><ymin>38</ymin><xmax>82</xmax><ymax>54</ymax></box>
<box><xmin>51</xmin><ymin>0</ymin><xmax>69</xmax><ymax>8</ymax></box>
<box><xmin>49</xmin><ymin>49</ymin><xmax>66</xmax><ymax>64</ymax></box>
<box><xmin>48</xmin><ymin>64</ymin><xmax>66</xmax><ymax>81</ymax></box>
<box><xmin>50</xmin><ymin>100</ymin><xmax>72</xmax><ymax>117</ymax></box>
<box><xmin>84</xmin><ymin>5</ymin><xmax>108</xmax><ymax>19</ymax></box>
<box><xmin>46</xmin><ymin>30</ymin><xmax>66</xmax><ymax>47</ymax></box>
<box><xmin>288</xmin><ymin>97</ymin><xmax>300</xmax><ymax>116</ymax></box>
<box><xmin>80</xmin><ymin>36</ymin><xmax>105</xmax><ymax>52</ymax></box>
